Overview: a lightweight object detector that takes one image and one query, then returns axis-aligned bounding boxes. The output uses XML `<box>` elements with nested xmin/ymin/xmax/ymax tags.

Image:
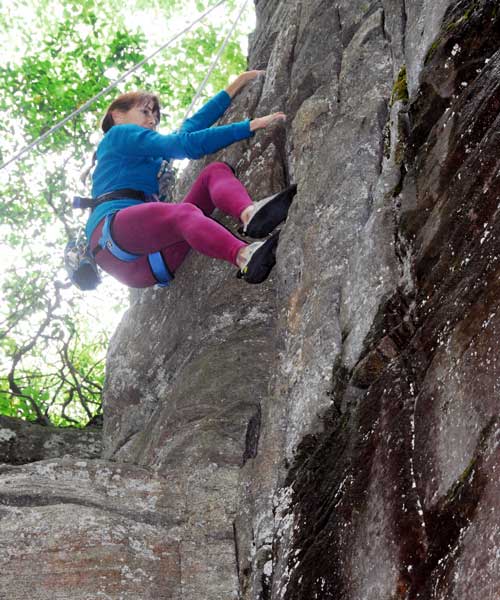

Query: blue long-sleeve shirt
<box><xmin>86</xmin><ymin>90</ymin><xmax>253</xmax><ymax>239</ymax></box>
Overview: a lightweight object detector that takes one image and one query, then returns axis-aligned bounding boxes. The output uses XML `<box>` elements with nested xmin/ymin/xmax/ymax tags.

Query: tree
<box><xmin>0</xmin><ymin>0</ymin><xmax>251</xmax><ymax>426</ymax></box>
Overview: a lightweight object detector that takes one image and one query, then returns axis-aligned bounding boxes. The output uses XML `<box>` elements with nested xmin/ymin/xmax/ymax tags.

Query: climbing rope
<box><xmin>180</xmin><ymin>0</ymin><xmax>250</xmax><ymax>128</ymax></box>
<box><xmin>0</xmin><ymin>0</ymin><xmax>231</xmax><ymax>171</ymax></box>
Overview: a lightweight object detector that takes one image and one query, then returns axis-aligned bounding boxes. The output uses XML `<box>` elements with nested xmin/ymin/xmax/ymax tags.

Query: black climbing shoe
<box><xmin>236</xmin><ymin>231</ymin><xmax>280</xmax><ymax>284</ymax></box>
<box><xmin>238</xmin><ymin>184</ymin><xmax>297</xmax><ymax>238</ymax></box>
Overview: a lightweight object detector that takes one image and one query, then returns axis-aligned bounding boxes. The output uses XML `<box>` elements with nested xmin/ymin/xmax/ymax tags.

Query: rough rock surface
<box><xmin>1</xmin><ymin>1</ymin><xmax>500</xmax><ymax>598</ymax></box>
<box><xmin>0</xmin><ymin>415</ymin><xmax>102</xmax><ymax>465</ymax></box>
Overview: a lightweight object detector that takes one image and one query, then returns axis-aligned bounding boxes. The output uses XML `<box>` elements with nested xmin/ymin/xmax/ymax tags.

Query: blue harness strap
<box><xmin>147</xmin><ymin>253</ymin><xmax>172</xmax><ymax>287</ymax></box>
<box><xmin>98</xmin><ymin>215</ymin><xmax>174</xmax><ymax>287</ymax></box>
<box><xmin>99</xmin><ymin>215</ymin><xmax>139</xmax><ymax>262</ymax></box>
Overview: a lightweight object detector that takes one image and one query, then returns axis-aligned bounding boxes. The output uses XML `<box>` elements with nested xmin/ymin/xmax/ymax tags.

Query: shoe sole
<box><xmin>239</xmin><ymin>184</ymin><xmax>297</xmax><ymax>238</ymax></box>
<box><xmin>237</xmin><ymin>231</ymin><xmax>280</xmax><ymax>284</ymax></box>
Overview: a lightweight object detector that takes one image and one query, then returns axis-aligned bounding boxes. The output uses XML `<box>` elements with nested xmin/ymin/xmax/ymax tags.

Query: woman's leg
<box><xmin>182</xmin><ymin>162</ymin><xmax>253</xmax><ymax>220</ymax></box>
<box><xmin>184</xmin><ymin>162</ymin><xmax>296</xmax><ymax>235</ymax></box>
<box><xmin>90</xmin><ymin>201</ymin><xmax>247</xmax><ymax>287</ymax></box>
<box><xmin>114</xmin><ymin>202</ymin><xmax>246</xmax><ymax>264</ymax></box>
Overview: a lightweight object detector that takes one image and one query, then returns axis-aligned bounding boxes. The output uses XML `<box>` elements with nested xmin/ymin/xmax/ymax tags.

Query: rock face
<box><xmin>2</xmin><ymin>1</ymin><xmax>500</xmax><ymax>598</ymax></box>
<box><xmin>0</xmin><ymin>415</ymin><xmax>102</xmax><ymax>465</ymax></box>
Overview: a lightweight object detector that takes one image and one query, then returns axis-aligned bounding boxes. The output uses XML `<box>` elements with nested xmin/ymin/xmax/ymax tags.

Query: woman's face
<box><xmin>112</xmin><ymin>102</ymin><xmax>159</xmax><ymax>130</ymax></box>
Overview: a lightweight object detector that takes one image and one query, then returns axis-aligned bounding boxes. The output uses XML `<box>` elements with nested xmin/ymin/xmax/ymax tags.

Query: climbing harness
<box><xmin>97</xmin><ymin>214</ymin><xmax>174</xmax><ymax>287</ymax></box>
<box><xmin>66</xmin><ymin>189</ymin><xmax>174</xmax><ymax>289</ymax></box>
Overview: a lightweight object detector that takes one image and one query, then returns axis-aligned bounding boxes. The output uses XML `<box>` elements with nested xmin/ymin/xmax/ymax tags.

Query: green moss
<box><xmin>445</xmin><ymin>2</ymin><xmax>478</xmax><ymax>31</ymax></box>
<box><xmin>425</xmin><ymin>0</ymin><xmax>480</xmax><ymax>63</ymax></box>
<box><xmin>425</xmin><ymin>38</ymin><xmax>442</xmax><ymax>64</ymax></box>
<box><xmin>390</xmin><ymin>65</ymin><xmax>409</xmax><ymax>106</ymax></box>
<box><xmin>463</xmin><ymin>1</ymin><xmax>479</xmax><ymax>21</ymax></box>
<box><xmin>338</xmin><ymin>411</ymin><xmax>350</xmax><ymax>431</ymax></box>
<box><xmin>458</xmin><ymin>458</ymin><xmax>476</xmax><ymax>483</ymax></box>
<box><xmin>445</xmin><ymin>456</ymin><xmax>477</xmax><ymax>504</ymax></box>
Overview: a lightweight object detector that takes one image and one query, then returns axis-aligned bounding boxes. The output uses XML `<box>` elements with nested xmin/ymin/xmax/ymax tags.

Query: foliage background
<box><xmin>0</xmin><ymin>0</ymin><xmax>253</xmax><ymax>426</ymax></box>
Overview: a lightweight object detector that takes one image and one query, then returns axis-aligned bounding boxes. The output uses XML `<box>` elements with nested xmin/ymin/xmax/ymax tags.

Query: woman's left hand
<box><xmin>226</xmin><ymin>70</ymin><xmax>265</xmax><ymax>98</ymax></box>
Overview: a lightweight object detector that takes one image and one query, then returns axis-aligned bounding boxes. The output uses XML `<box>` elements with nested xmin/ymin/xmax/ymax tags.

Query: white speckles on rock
<box><xmin>0</xmin><ymin>428</ymin><xmax>16</xmax><ymax>442</ymax></box>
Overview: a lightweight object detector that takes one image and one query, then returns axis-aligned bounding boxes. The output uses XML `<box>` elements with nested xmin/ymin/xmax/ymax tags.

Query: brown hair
<box><xmin>101</xmin><ymin>91</ymin><xmax>161</xmax><ymax>132</ymax></box>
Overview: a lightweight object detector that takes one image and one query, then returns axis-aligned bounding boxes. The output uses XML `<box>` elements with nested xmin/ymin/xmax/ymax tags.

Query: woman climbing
<box><xmin>85</xmin><ymin>69</ymin><xmax>297</xmax><ymax>287</ymax></box>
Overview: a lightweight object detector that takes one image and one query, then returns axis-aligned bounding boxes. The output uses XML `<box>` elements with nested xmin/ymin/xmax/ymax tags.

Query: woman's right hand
<box><xmin>250</xmin><ymin>112</ymin><xmax>286</xmax><ymax>131</ymax></box>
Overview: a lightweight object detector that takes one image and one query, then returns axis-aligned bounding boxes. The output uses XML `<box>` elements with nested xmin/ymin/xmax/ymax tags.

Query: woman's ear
<box><xmin>111</xmin><ymin>109</ymin><xmax>125</xmax><ymax>125</ymax></box>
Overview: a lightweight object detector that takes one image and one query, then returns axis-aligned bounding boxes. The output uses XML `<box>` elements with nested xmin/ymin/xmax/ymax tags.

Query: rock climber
<box><xmin>85</xmin><ymin>70</ymin><xmax>297</xmax><ymax>287</ymax></box>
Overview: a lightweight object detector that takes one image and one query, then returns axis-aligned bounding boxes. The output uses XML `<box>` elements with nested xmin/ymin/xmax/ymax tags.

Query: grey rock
<box><xmin>405</xmin><ymin>0</ymin><xmax>455</xmax><ymax>97</ymax></box>
<box><xmin>0</xmin><ymin>415</ymin><xmax>102</xmax><ymax>465</ymax></box>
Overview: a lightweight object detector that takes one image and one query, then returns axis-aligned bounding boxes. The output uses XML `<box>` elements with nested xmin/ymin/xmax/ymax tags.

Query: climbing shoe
<box><xmin>239</xmin><ymin>184</ymin><xmax>297</xmax><ymax>238</ymax></box>
<box><xmin>237</xmin><ymin>231</ymin><xmax>280</xmax><ymax>284</ymax></box>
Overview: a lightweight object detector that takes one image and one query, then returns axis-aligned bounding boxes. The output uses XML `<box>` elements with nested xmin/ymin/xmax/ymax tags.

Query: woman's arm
<box><xmin>181</xmin><ymin>70</ymin><xmax>266</xmax><ymax>133</ymax></box>
<box><xmin>109</xmin><ymin>110</ymin><xmax>286</xmax><ymax>161</ymax></box>
<box><xmin>180</xmin><ymin>91</ymin><xmax>232</xmax><ymax>133</ymax></box>
<box><xmin>108</xmin><ymin>121</ymin><xmax>254</xmax><ymax>160</ymax></box>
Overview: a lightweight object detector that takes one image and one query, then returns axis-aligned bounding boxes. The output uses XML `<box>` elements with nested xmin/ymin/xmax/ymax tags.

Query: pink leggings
<box><xmin>90</xmin><ymin>162</ymin><xmax>251</xmax><ymax>288</ymax></box>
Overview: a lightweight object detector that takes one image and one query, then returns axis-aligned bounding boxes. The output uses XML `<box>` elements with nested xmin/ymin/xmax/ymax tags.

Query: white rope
<box><xmin>156</xmin><ymin>0</ymin><xmax>249</xmax><ymax>200</ymax></box>
<box><xmin>180</xmin><ymin>0</ymin><xmax>250</xmax><ymax>127</ymax></box>
<box><xmin>0</xmin><ymin>0</ymin><xmax>228</xmax><ymax>171</ymax></box>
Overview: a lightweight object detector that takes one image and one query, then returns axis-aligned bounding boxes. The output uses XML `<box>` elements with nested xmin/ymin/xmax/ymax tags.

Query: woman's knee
<box><xmin>201</xmin><ymin>161</ymin><xmax>236</xmax><ymax>178</ymax></box>
<box><xmin>175</xmin><ymin>202</ymin><xmax>203</xmax><ymax>222</ymax></box>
